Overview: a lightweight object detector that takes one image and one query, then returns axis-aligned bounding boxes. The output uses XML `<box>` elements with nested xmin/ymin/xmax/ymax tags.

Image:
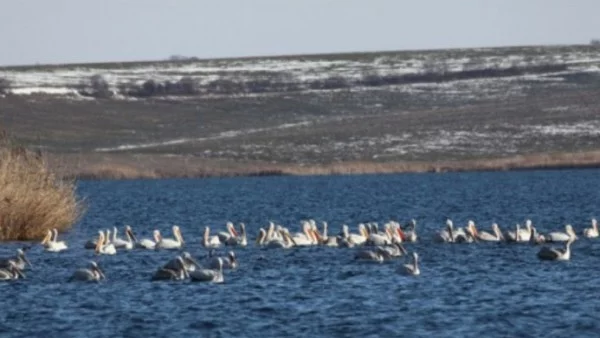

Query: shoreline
<box><xmin>47</xmin><ymin>150</ymin><xmax>600</xmax><ymax>180</ymax></box>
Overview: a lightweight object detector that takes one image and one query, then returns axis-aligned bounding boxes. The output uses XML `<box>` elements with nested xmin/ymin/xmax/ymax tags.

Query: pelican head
<box><xmin>410</xmin><ymin>219</ymin><xmax>417</xmax><ymax>230</ymax></box>
<box><xmin>446</xmin><ymin>219</ymin><xmax>453</xmax><ymax>228</ymax></box>
<box><xmin>525</xmin><ymin>219</ymin><xmax>532</xmax><ymax>228</ymax></box>
<box><xmin>593</xmin><ymin>218</ymin><xmax>598</xmax><ymax>227</ymax></box>
<box><xmin>227</xmin><ymin>251</ymin><xmax>238</xmax><ymax>268</ymax></box>
<box><xmin>412</xmin><ymin>252</ymin><xmax>419</xmax><ymax>262</ymax></box>
<box><xmin>90</xmin><ymin>261</ymin><xmax>105</xmax><ymax>280</ymax></box>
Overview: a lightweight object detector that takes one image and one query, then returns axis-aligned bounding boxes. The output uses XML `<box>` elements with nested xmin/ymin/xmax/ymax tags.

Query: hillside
<box><xmin>1</xmin><ymin>45</ymin><xmax>600</xmax><ymax>178</ymax></box>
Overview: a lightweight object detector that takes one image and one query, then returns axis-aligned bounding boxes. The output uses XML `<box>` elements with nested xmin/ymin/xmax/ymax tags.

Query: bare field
<box><xmin>2</xmin><ymin>45</ymin><xmax>600</xmax><ymax>179</ymax></box>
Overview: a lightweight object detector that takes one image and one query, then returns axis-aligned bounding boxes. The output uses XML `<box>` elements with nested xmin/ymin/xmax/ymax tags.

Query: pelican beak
<box><xmin>23</xmin><ymin>256</ymin><xmax>32</xmax><ymax>268</ymax></box>
<box><xmin>230</xmin><ymin>224</ymin><xmax>239</xmax><ymax>237</ymax></box>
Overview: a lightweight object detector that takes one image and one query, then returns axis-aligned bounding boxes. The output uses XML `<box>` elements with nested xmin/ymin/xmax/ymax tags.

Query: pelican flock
<box><xmin>0</xmin><ymin>216</ymin><xmax>595</xmax><ymax>283</ymax></box>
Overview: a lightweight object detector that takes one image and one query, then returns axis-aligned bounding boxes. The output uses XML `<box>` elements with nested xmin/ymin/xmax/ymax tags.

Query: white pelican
<box><xmin>287</xmin><ymin>221</ymin><xmax>317</xmax><ymax>246</ymax></box>
<box><xmin>189</xmin><ymin>257</ymin><xmax>224</xmax><ymax>283</ymax></box>
<box><xmin>225</xmin><ymin>223</ymin><xmax>247</xmax><ymax>247</ymax></box>
<box><xmin>112</xmin><ymin>226</ymin><xmax>134</xmax><ymax>250</ymax></box>
<box><xmin>473</xmin><ymin>223</ymin><xmax>505</xmax><ymax>242</ymax></box>
<box><xmin>95</xmin><ymin>231</ymin><xmax>116</xmax><ymax>255</ymax></box>
<box><xmin>583</xmin><ymin>219</ymin><xmax>598</xmax><ymax>238</ymax></box>
<box><xmin>354</xmin><ymin>249</ymin><xmax>385</xmax><ymax>262</ymax></box>
<box><xmin>266</xmin><ymin>229</ymin><xmax>295</xmax><ymax>249</ymax></box>
<box><xmin>202</xmin><ymin>226</ymin><xmax>221</xmax><ymax>248</ymax></box>
<box><xmin>69</xmin><ymin>261</ymin><xmax>105</xmax><ymax>282</ymax></box>
<box><xmin>505</xmin><ymin>223</ymin><xmax>531</xmax><ymax>242</ymax></box>
<box><xmin>546</xmin><ymin>224</ymin><xmax>578</xmax><ymax>242</ymax></box>
<box><xmin>400</xmin><ymin>252</ymin><xmax>420</xmax><ymax>276</ymax></box>
<box><xmin>402</xmin><ymin>219</ymin><xmax>418</xmax><ymax>242</ymax></box>
<box><xmin>343</xmin><ymin>224</ymin><xmax>368</xmax><ymax>246</ymax></box>
<box><xmin>529</xmin><ymin>226</ymin><xmax>546</xmax><ymax>245</ymax></box>
<box><xmin>41</xmin><ymin>229</ymin><xmax>68</xmax><ymax>252</ymax></box>
<box><xmin>156</xmin><ymin>225</ymin><xmax>185</xmax><ymax>250</ymax></box>
<box><xmin>217</xmin><ymin>222</ymin><xmax>239</xmax><ymax>243</ymax></box>
<box><xmin>152</xmin><ymin>256</ymin><xmax>189</xmax><ymax>281</ymax></box>
<box><xmin>366</xmin><ymin>223</ymin><xmax>392</xmax><ymax>246</ymax></box>
<box><xmin>434</xmin><ymin>219</ymin><xmax>456</xmax><ymax>243</ymax></box>
<box><xmin>0</xmin><ymin>261</ymin><xmax>25</xmax><ymax>281</ymax></box>
<box><xmin>537</xmin><ymin>236</ymin><xmax>575</xmax><ymax>261</ymax></box>
<box><xmin>208</xmin><ymin>251</ymin><xmax>238</xmax><ymax>270</ymax></box>
<box><xmin>133</xmin><ymin>229</ymin><xmax>160</xmax><ymax>250</ymax></box>
<box><xmin>164</xmin><ymin>252</ymin><xmax>201</xmax><ymax>272</ymax></box>
<box><xmin>377</xmin><ymin>243</ymin><xmax>407</xmax><ymax>258</ymax></box>
<box><xmin>0</xmin><ymin>249</ymin><xmax>32</xmax><ymax>271</ymax></box>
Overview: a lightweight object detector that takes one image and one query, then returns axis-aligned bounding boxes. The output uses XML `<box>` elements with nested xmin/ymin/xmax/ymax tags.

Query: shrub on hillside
<box><xmin>78</xmin><ymin>74</ymin><xmax>113</xmax><ymax>98</ymax></box>
<box><xmin>0</xmin><ymin>132</ymin><xmax>83</xmax><ymax>241</ymax></box>
<box><xmin>0</xmin><ymin>77</ymin><xmax>11</xmax><ymax>95</ymax></box>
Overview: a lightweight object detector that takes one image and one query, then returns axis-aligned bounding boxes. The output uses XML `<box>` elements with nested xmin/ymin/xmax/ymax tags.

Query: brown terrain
<box><xmin>1</xmin><ymin>46</ymin><xmax>600</xmax><ymax>179</ymax></box>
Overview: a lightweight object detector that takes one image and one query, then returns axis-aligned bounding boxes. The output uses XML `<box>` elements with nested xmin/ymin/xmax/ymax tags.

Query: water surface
<box><xmin>1</xmin><ymin>170</ymin><xmax>600</xmax><ymax>337</ymax></box>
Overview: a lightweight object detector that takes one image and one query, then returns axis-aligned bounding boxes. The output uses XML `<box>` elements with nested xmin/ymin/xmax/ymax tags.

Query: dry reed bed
<box><xmin>0</xmin><ymin>135</ymin><xmax>83</xmax><ymax>241</ymax></box>
<box><xmin>48</xmin><ymin>150</ymin><xmax>600</xmax><ymax>180</ymax></box>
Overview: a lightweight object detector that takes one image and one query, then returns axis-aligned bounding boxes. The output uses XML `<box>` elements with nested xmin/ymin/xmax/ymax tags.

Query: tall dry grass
<box><xmin>0</xmin><ymin>132</ymin><xmax>83</xmax><ymax>241</ymax></box>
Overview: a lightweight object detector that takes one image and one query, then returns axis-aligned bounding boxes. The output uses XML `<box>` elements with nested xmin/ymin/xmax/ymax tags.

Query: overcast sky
<box><xmin>1</xmin><ymin>0</ymin><xmax>598</xmax><ymax>66</ymax></box>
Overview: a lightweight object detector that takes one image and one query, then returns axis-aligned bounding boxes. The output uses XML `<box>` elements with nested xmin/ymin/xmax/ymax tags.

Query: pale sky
<box><xmin>1</xmin><ymin>0</ymin><xmax>598</xmax><ymax>66</ymax></box>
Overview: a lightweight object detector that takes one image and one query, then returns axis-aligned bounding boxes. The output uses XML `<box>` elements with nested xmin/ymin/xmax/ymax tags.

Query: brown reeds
<box><xmin>0</xmin><ymin>133</ymin><xmax>83</xmax><ymax>241</ymax></box>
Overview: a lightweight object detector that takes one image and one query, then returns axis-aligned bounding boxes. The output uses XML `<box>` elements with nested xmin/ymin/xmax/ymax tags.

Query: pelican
<box><xmin>134</xmin><ymin>229</ymin><xmax>160</xmax><ymax>250</ymax></box>
<box><xmin>474</xmin><ymin>223</ymin><xmax>504</xmax><ymax>242</ymax></box>
<box><xmin>342</xmin><ymin>224</ymin><xmax>367</xmax><ymax>246</ymax></box>
<box><xmin>354</xmin><ymin>249</ymin><xmax>385</xmax><ymax>262</ymax></box>
<box><xmin>41</xmin><ymin>229</ymin><xmax>68</xmax><ymax>252</ymax></box>
<box><xmin>366</xmin><ymin>223</ymin><xmax>392</xmax><ymax>246</ymax></box>
<box><xmin>203</xmin><ymin>226</ymin><xmax>221</xmax><ymax>248</ymax></box>
<box><xmin>95</xmin><ymin>231</ymin><xmax>116</xmax><ymax>255</ymax></box>
<box><xmin>583</xmin><ymin>219</ymin><xmax>598</xmax><ymax>238</ymax></box>
<box><xmin>164</xmin><ymin>252</ymin><xmax>201</xmax><ymax>272</ymax></box>
<box><xmin>152</xmin><ymin>256</ymin><xmax>189</xmax><ymax>281</ymax></box>
<box><xmin>217</xmin><ymin>222</ymin><xmax>239</xmax><ymax>242</ymax></box>
<box><xmin>156</xmin><ymin>225</ymin><xmax>185</xmax><ymax>250</ymax></box>
<box><xmin>537</xmin><ymin>236</ymin><xmax>575</xmax><ymax>261</ymax></box>
<box><xmin>225</xmin><ymin>223</ymin><xmax>247</xmax><ymax>247</ymax></box>
<box><xmin>288</xmin><ymin>221</ymin><xmax>317</xmax><ymax>246</ymax></box>
<box><xmin>266</xmin><ymin>229</ymin><xmax>295</xmax><ymax>249</ymax></box>
<box><xmin>505</xmin><ymin>223</ymin><xmax>531</xmax><ymax>242</ymax></box>
<box><xmin>112</xmin><ymin>226</ymin><xmax>134</xmax><ymax>250</ymax></box>
<box><xmin>400</xmin><ymin>252</ymin><xmax>420</xmax><ymax>276</ymax></box>
<box><xmin>0</xmin><ymin>249</ymin><xmax>32</xmax><ymax>271</ymax></box>
<box><xmin>529</xmin><ymin>226</ymin><xmax>546</xmax><ymax>245</ymax></box>
<box><xmin>208</xmin><ymin>251</ymin><xmax>238</xmax><ymax>270</ymax></box>
<box><xmin>190</xmin><ymin>257</ymin><xmax>224</xmax><ymax>283</ymax></box>
<box><xmin>546</xmin><ymin>224</ymin><xmax>578</xmax><ymax>242</ymax></box>
<box><xmin>402</xmin><ymin>219</ymin><xmax>418</xmax><ymax>242</ymax></box>
<box><xmin>434</xmin><ymin>219</ymin><xmax>455</xmax><ymax>243</ymax></box>
<box><xmin>377</xmin><ymin>243</ymin><xmax>407</xmax><ymax>258</ymax></box>
<box><xmin>0</xmin><ymin>261</ymin><xmax>25</xmax><ymax>281</ymax></box>
<box><xmin>69</xmin><ymin>261</ymin><xmax>105</xmax><ymax>282</ymax></box>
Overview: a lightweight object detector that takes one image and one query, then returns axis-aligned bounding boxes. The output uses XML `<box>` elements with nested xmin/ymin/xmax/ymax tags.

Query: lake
<box><xmin>1</xmin><ymin>170</ymin><xmax>599</xmax><ymax>337</ymax></box>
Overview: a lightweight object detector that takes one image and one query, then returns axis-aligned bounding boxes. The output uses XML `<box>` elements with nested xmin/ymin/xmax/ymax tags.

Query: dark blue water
<box><xmin>1</xmin><ymin>170</ymin><xmax>600</xmax><ymax>337</ymax></box>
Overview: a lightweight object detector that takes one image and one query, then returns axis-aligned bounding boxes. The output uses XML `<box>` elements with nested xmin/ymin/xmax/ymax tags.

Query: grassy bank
<box><xmin>47</xmin><ymin>150</ymin><xmax>600</xmax><ymax>180</ymax></box>
<box><xmin>0</xmin><ymin>133</ymin><xmax>83</xmax><ymax>241</ymax></box>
